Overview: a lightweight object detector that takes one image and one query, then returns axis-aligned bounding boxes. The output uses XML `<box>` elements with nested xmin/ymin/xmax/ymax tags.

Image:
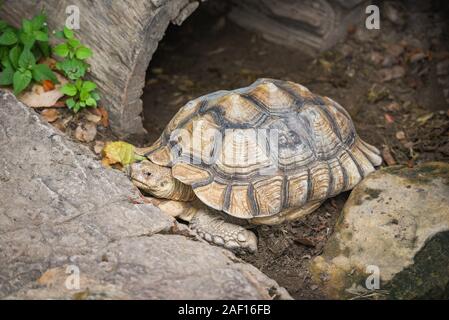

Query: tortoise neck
<box><xmin>168</xmin><ymin>179</ymin><xmax>196</xmax><ymax>201</ymax></box>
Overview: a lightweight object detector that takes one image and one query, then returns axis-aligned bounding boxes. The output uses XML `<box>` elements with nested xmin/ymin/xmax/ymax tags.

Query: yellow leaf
<box><xmin>416</xmin><ymin>112</ymin><xmax>433</xmax><ymax>125</ymax></box>
<box><xmin>102</xmin><ymin>141</ymin><xmax>143</xmax><ymax>167</ymax></box>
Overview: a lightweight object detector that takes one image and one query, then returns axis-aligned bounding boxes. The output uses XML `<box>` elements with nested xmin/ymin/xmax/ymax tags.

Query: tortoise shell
<box><xmin>145</xmin><ymin>78</ymin><xmax>382</xmax><ymax>219</ymax></box>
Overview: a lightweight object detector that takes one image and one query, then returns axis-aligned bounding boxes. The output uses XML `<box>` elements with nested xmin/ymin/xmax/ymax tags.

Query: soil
<box><xmin>140</xmin><ymin>1</ymin><xmax>449</xmax><ymax>299</ymax></box>
<box><xmin>32</xmin><ymin>0</ymin><xmax>449</xmax><ymax>300</ymax></box>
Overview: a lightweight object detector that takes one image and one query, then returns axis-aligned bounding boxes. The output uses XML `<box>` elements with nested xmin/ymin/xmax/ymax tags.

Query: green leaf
<box><xmin>53</xmin><ymin>43</ymin><xmax>69</xmax><ymax>57</ymax></box>
<box><xmin>79</xmin><ymin>89</ymin><xmax>89</xmax><ymax>101</ymax></box>
<box><xmin>31</xmin><ymin>13</ymin><xmax>46</xmax><ymax>30</ymax></box>
<box><xmin>56</xmin><ymin>58</ymin><xmax>86</xmax><ymax>80</ymax></box>
<box><xmin>75</xmin><ymin>78</ymin><xmax>83</xmax><ymax>90</ymax></box>
<box><xmin>75</xmin><ymin>46</ymin><xmax>92</xmax><ymax>60</ymax></box>
<box><xmin>18</xmin><ymin>49</ymin><xmax>36</xmax><ymax>69</ymax></box>
<box><xmin>9</xmin><ymin>46</ymin><xmax>21</xmax><ymax>69</ymax></box>
<box><xmin>0</xmin><ymin>30</ymin><xmax>18</xmax><ymax>45</ymax></box>
<box><xmin>38</xmin><ymin>41</ymin><xmax>51</xmax><ymax>57</ymax></box>
<box><xmin>33</xmin><ymin>30</ymin><xmax>48</xmax><ymax>42</ymax></box>
<box><xmin>63</xmin><ymin>26</ymin><xmax>74</xmax><ymax>39</ymax></box>
<box><xmin>73</xmin><ymin>102</ymin><xmax>81</xmax><ymax>113</ymax></box>
<box><xmin>13</xmin><ymin>69</ymin><xmax>32</xmax><ymax>94</ymax></box>
<box><xmin>60</xmin><ymin>83</ymin><xmax>77</xmax><ymax>96</ymax></box>
<box><xmin>0</xmin><ymin>46</ymin><xmax>8</xmax><ymax>60</ymax></box>
<box><xmin>67</xmin><ymin>38</ymin><xmax>80</xmax><ymax>48</ymax></box>
<box><xmin>66</xmin><ymin>98</ymin><xmax>76</xmax><ymax>109</ymax></box>
<box><xmin>0</xmin><ymin>20</ymin><xmax>8</xmax><ymax>30</ymax></box>
<box><xmin>82</xmin><ymin>80</ymin><xmax>96</xmax><ymax>92</ymax></box>
<box><xmin>22</xmin><ymin>20</ymin><xmax>33</xmax><ymax>34</ymax></box>
<box><xmin>19</xmin><ymin>32</ymin><xmax>35</xmax><ymax>49</ymax></box>
<box><xmin>1</xmin><ymin>54</ymin><xmax>12</xmax><ymax>69</ymax></box>
<box><xmin>32</xmin><ymin>63</ymin><xmax>57</xmax><ymax>83</ymax></box>
<box><xmin>0</xmin><ymin>66</ymin><xmax>14</xmax><ymax>85</ymax></box>
<box><xmin>91</xmin><ymin>91</ymin><xmax>100</xmax><ymax>101</ymax></box>
<box><xmin>85</xmin><ymin>97</ymin><xmax>97</xmax><ymax>107</ymax></box>
<box><xmin>79</xmin><ymin>101</ymin><xmax>86</xmax><ymax>107</ymax></box>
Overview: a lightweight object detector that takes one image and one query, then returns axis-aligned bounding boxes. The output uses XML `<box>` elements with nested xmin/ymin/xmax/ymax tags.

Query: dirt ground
<box><xmin>140</xmin><ymin>1</ymin><xmax>449</xmax><ymax>299</ymax></box>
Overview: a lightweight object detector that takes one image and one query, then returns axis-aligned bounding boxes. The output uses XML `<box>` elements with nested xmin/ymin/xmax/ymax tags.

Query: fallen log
<box><xmin>0</xmin><ymin>0</ymin><xmax>200</xmax><ymax>137</ymax></box>
<box><xmin>229</xmin><ymin>0</ymin><xmax>368</xmax><ymax>54</ymax></box>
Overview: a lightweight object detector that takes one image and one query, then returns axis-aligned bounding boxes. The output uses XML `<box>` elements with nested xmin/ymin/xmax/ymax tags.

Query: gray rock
<box><xmin>0</xmin><ymin>91</ymin><xmax>290</xmax><ymax>300</ymax></box>
<box><xmin>311</xmin><ymin>163</ymin><xmax>449</xmax><ymax>299</ymax></box>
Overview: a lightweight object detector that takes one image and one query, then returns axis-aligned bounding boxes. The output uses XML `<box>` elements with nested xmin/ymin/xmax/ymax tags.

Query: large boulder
<box><xmin>311</xmin><ymin>163</ymin><xmax>449</xmax><ymax>299</ymax></box>
<box><xmin>0</xmin><ymin>90</ymin><xmax>290</xmax><ymax>299</ymax></box>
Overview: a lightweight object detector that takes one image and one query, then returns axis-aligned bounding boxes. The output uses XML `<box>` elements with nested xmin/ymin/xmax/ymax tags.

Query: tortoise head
<box><xmin>126</xmin><ymin>160</ymin><xmax>177</xmax><ymax>199</ymax></box>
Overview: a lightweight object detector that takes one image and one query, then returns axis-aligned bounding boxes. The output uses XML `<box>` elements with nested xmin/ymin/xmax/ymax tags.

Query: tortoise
<box><xmin>127</xmin><ymin>78</ymin><xmax>382</xmax><ymax>253</ymax></box>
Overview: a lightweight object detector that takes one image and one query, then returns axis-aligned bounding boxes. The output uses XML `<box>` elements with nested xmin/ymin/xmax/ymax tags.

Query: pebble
<box><xmin>379</xmin><ymin>66</ymin><xmax>406</xmax><ymax>82</ymax></box>
<box><xmin>75</xmin><ymin>122</ymin><xmax>97</xmax><ymax>143</ymax></box>
<box><xmin>396</xmin><ymin>131</ymin><xmax>406</xmax><ymax>140</ymax></box>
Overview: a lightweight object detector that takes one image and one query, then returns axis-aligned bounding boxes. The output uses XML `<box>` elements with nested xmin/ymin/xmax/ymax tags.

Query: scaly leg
<box><xmin>190</xmin><ymin>207</ymin><xmax>258</xmax><ymax>254</ymax></box>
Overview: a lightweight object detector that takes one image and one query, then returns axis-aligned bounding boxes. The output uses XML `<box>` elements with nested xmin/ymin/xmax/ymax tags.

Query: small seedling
<box><xmin>53</xmin><ymin>26</ymin><xmax>100</xmax><ymax>112</ymax></box>
<box><xmin>53</xmin><ymin>26</ymin><xmax>91</xmax><ymax>80</ymax></box>
<box><xmin>60</xmin><ymin>78</ymin><xmax>100</xmax><ymax>112</ymax></box>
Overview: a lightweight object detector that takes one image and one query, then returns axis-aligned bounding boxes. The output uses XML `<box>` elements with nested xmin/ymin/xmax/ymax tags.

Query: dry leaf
<box><xmin>39</xmin><ymin>57</ymin><xmax>57</xmax><ymax>69</ymax></box>
<box><xmin>384</xmin><ymin>113</ymin><xmax>395</xmax><ymax>124</ymax></box>
<box><xmin>416</xmin><ymin>112</ymin><xmax>433</xmax><ymax>125</ymax></box>
<box><xmin>384</xmin><ymin>43</ymin><xmax>404</xmax><ymax>58</ymax></box>
<box><xmin>294</xmin><ymin>237</ymin><xmax>316</xmax><ymax>247</ymax></box>
<box><xmin>101</xmin><ymin>141</ymin><xmax>145</xmax><ymax>167</ymax></box>
<box><xmin>75</xmin><ymin>122</ymin><xmax>97</xmax><ymax>143</ymax></box>
<box><xmin>52</xmin><ymin>100</ymin><xmax>67</xmax><ymax>108</ymax></box>
<box><xmin>382</xmin><ymin>145</ymin><xmax>396</xmax><ymax>166</ymax></box>
<box><xmin>318</xmin><ymin>59</ymin><xmax>333</xmax><ymax>73</ymax></box>
<box><xmin>395</xmin><ymin>131</ymin><xmax>406</xmax><ymax>140</ymax></box>
<box><xmin>89</xmin><ymin>107</ymin><xmax>109</xmax><ymax>127</ymax></box>
<box><xmin>42</xmin><ymin>80</ymin><xmax>55</xmax><ymax>92</ymax></box>
<box><xmin>93</xmin><ymin>141</ymin><xmax>105</xmax><ymax>154</ymax></box>
<box><xmin>18</xmin><ymin>73</ymin><xmax>68</xmax><ymax>108</ymax></box>
<box><xmin>85</xmin><ymin>112</ymin><xmax>102</xmax><ymax>124</ymax></box>
<box><xmin>379</xmin><ymin>66</ymin><xmax>405</xmax><ymax>82</ymax></box>
<box><xmin>384</xmin><ymin>102</ymin><xmax>401</xmax><ymax>112</ymax></box>
<box><xmin>41</xmin><ymin>108</ymin><xmax>60</xmax><ymax>123</ymax></box>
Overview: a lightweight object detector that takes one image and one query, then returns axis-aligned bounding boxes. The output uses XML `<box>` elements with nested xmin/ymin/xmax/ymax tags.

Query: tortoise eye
<box><xmin>145</xmin><ymin>172</ymin><xmax>152</xmax><ymax>177</ymax></box>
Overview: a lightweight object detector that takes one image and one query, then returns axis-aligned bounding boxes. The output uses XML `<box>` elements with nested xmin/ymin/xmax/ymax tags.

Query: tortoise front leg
<box><xmin>190</xmin><ymin>206</ymin><xmax>258</xmax><ymax>254</ymax></box>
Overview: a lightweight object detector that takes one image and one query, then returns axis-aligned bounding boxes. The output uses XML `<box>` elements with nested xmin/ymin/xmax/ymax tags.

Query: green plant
<box><xmin>0</xmin><ymin>13</ymin><xmax>57</xmax><ymax>94</ymax></box>
<box><xmin>0</xmin><ymin>13</ymin><xmax>101</xmax><ymax>113</ymax></box>
<box><xmin>53</xmin><ymin>26</ymin><xmax>100</xmax><ymax>112</ymax></box>
<box><xmin>53</xmin><ymin>26</ymin><xmax>91</xmax><ymax>80</ymax></box>
<box><xmin>60</xmin><ymin>78</ymin><xmax>100</xmax><ymax>112</ymax></box>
